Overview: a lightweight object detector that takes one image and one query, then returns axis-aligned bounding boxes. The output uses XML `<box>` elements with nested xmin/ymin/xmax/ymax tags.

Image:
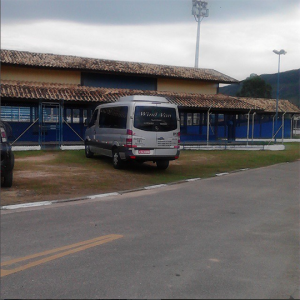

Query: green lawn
<box><xmin>1</xmin><ymin>143</ymin><xmax>299</xmax><ymax>206</ymax></box>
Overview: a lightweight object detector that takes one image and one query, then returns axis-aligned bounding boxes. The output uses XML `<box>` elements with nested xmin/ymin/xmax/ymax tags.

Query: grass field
<box><xmin>1</xmin><ymin>143</ymin><xmax>299</xmax><ymax>206</ymax></box>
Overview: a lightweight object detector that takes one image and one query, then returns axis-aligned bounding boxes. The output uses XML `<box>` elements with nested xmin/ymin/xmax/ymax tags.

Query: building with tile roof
<box><xmin>1</xmin><ymin>49</ymin><xmax>299</xmax><ymax>147</ymax></box>
<box><xmin>1</xmin><ymin>49</ymin><xmax>238</xmax><ymax>84</ymax></box>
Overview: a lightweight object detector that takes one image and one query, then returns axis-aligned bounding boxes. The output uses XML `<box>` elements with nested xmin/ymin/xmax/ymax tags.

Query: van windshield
<box><xmin>134</xmin><ymin>106</ymin><xmax>177</xmax><ymax>132</ymax></box>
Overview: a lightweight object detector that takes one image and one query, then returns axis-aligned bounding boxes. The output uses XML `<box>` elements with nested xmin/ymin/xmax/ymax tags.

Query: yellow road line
<box><xmin>1</xmin><ymin>234</ymin><xmax>123</xmax><ymax>277</ymax></box>
<box><xmin>1</xmin><ymin>235</ymin><xmax>120</xmax><ymax>266</ymax></box>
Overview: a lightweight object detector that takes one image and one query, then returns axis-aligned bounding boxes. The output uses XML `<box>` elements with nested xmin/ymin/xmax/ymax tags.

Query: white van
<box><xmin>84</xmin><ymin>95</ymin><xmax>180</xmax><ymax>169</ymax></box>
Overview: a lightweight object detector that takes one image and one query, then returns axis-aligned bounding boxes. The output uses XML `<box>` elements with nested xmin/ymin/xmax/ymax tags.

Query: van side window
<box><xmin>89</xmin><ymin>109</ymin><xmax>98</xmax><ymax>127</ymax></box>
<box><xmin>99</xmin><ymin>107</ymin><xmax>128</xmax><ymax>129</ymax></box>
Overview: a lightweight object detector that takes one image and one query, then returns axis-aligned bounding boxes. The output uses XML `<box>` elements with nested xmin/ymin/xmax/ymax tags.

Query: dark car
<box><xmin>1</xmin><ymin>121</ymin><xmax>15</xmax><ymax>187</ymax></box>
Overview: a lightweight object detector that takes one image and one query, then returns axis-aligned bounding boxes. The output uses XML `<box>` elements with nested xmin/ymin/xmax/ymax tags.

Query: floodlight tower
<box><xmin>273</xmin><ymin>49</ymin><xmax>287</xmax><ymax>142</ymax></box>
<box><xmin>192</xmin><ymin>0</ymin><xmax>209</xmax><ymax>68</ymax></box>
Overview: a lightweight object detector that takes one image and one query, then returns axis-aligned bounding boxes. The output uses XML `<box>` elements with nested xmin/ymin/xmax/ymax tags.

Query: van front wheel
<box><xmin>113</xmin><ymin>150</ymin><xmax>123</xmax><ymax>169</ymax></box>
<box><xmin>156</xmin><ymin>160</ymin><xmax>169</xmax><ymax>170</ymax></box>
<box><xmin>2</xmin><ymin>171</ymin><xmax>13</xmax><ymax>187</ymax></box>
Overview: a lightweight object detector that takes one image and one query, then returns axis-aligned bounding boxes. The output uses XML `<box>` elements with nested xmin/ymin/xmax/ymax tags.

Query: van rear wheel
<box><xmin>156</xmin><ymin>160</ymin><xmax>169</xmax><ymax>170</ymax></box>
<box><xmin>112</xmin><ymin>150</ymin><xmax>123</xmax><ymax>169</ymax></box>
<box><xmin>85</xmin><ymin>143</ymin><xmax>94</xmax><ymax>158</ymax></box>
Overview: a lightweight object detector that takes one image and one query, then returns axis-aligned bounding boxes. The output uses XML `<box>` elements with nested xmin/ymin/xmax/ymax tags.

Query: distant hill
<box><xmin>219</xmin><ymin>69</ymin><xmax>300</xmax><ymax>108</ymax></box>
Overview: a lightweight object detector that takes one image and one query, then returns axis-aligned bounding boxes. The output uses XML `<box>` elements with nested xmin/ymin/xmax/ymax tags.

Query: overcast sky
<box><xmin>1</xmin><ymin>0</ymin><xmax>300</xmax><ymax>81</ymax></box>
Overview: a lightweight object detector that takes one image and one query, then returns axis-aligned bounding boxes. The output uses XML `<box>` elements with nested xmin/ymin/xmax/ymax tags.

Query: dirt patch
<box><xmin>16</xmin><ymin>153</ymin><xmax>58</xmax><ymax>163</ymax></box>
<box><xmin>1</xmin><ymin>154</ymin><xmax>127</xmax><ymax>206</ymax></box>
<box><xmin>1</xmin><ymin>153</ymin><xmax>94</xmax><ymax>205</ymax></box>
<box><xmin>15</xmin><ymin>171</ymin><xmax>58</xmax><ymax>179</ymax></box>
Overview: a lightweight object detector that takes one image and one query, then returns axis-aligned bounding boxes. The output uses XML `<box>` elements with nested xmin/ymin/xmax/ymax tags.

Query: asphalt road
<box><xmin>1</xmin><ymin>161</ymin><xmax>299</xmax><ymax>299</ymax></box>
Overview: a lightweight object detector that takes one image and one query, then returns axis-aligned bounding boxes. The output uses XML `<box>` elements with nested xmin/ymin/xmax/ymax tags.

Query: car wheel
<box><xmin>10</xmin><ymin>152</ymin><xmax>15</xmax><ymax>169</ymax></box>
<box><xmin>156</xmin><ymin>160</ymin><xmax>169</xmax><ymax>170</ymax></box>
<box><xmin>2</xmin><ymin>171</ymin><xmax>13</xmax><ymax>188</ymax></box>
<box><xmin>112</xmin><ymin>150</ymin><xmax>123</xmax><ymax>169</ymax></box>
<box><xmin>85</xmin><ymin>143</ymin><xmax>94</xmax><ymax>158</ymax></box>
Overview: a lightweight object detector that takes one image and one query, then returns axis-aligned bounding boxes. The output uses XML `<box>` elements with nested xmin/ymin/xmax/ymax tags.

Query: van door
<box><xmin>155</xmin><ymin>105</ymin><xmax>179</xmax><ymax>149</ymax></box>
<box><xmin>132</xmin><ymin>104</ymin><xmax>157</xmax><ymax>151</ymax></box>
<box><xmin>132</xmin><ymin>104</ymin><xmax>178</xmax><ymax>152</ymax></box>
<box><xmin>96</xmin><ymin>106</ymin><xmax>128</xmax><ymax>157</ymax></box>
<box><xmin>85</xmin><ymin>108</ymin><xmax>99</xmax><ymax>153</ymax></box>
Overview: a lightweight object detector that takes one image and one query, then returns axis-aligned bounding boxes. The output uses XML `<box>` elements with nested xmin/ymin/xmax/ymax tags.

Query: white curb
<box><xmin>144</xmin><ymin>184</ymin><xmax>167</xmax><ymax>190</ymax></box>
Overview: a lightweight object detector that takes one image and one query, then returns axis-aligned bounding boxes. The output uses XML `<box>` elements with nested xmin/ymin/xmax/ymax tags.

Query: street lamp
<box><xmin>273</xmin><ymin>49</ymin><xmax>286</xmax><ymax>142</ymax></box>
<box><xmin>192</xmin><ymin>0</ymin><xmax>209</xmax><ymax>68</ymax></box>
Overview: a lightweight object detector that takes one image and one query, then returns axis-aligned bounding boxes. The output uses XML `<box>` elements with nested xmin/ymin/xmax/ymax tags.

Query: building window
<box><xmin>180</xmin><ymin>113</ymin><xmax>185</xmax><ymax>126</ymax></box>
<box><xmin>210</xmin><ymin>114</ymin><xmax>216</xmax><ymax>125</ymax></box>
<box><xmin>187</xmin><ymin>113</ymin><xmax>192</xmax><ymax>126</ymax></box>
<box><xmin>73</xmin><ymin>109</ymin><xmax>80</xmax><ymax>123</ymax></box>
<box><xmin>0</xmin><ymin>106</ymin><xmax>34</xmax><ymax>122</ymax></box>
<box><xmin>66</xmin><ymin>109</ymin><xmax>72</xmax><ymax>123</ymax></box>
<box><xmin>201</xmin><ymin>113</ymin><xmax>205</xmax><ymax>125</ymax></box>
<box><xmin>43</xmin><ymin>107</ymin><xmax>59</xmax><ymax>123</ymax></box>
<box><xmin>193</xmin><ymin>113</ymin><xmax>200</xmax><ymax>125</ymax></box>
<box><xmin>83</xmin><ymin>110</ymin><xmax>88</xmax><ymax>123</ymax></box>
<box><xmin>65</xmin><ymin>108</ymin><xmax>87</xmax><ymax>123</ymax></box>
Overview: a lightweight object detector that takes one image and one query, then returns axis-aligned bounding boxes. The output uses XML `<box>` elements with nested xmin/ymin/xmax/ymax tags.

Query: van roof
<box><xmin>118</xmin><ymin>95</ymin><xmax>169</xmax><ymax>103</ymax></box>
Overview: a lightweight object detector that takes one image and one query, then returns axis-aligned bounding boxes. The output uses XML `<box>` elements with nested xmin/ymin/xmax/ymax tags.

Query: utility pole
<box><xmin>192</xmin><ymin>0</ymin><xmax>209</xmax><ymax>68</ymax></box>
<box><xmin>273</xmin><ymin>49</ymin><xmax>287</xmax><ymax>142</ymax></box>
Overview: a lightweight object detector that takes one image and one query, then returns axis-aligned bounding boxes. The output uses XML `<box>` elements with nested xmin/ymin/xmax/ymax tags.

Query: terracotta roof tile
<box><xmin>1</xmin><ymin>49</ymin><xmax>238</xmax><ymax>84</ymax></box>
<box><xmin>1</xmin><ymin>80</ymin><xmax>255</xmax><ymax>111</ymax></box>
<box><xmin>237</xmin><ymin>97</ymin><xmax>300</xmax><ymax>114</ymax></box>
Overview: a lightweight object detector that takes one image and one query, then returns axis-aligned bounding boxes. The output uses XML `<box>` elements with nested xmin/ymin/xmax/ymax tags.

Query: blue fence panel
<box><xmin>284</xmin><ymin>120</ymin><xmax>292</xmax><ymax>138</ymax></box>
<box><xmin>187</xmin><ymin>126</ymin><xmax>200</xmax><ymax>135</ymax></box>
<box><xmin>181</xmin><ymin>125</ymin><xmax>216</xmax><ymax>142</ymax></box>
<box><xmin>202</xmin><ymin>125</ymin><xmax>215</xmax><ymax>137</ymax></box>
<box><xmin>218</xmin><ymin>126</ymin><xmax>227</xmax><ymax>138</ymax></box>
<box><xmin>181</xmin><ymin>134</ymin><xmax>209</xmax><ymax>142</ymax></box>
<box><xmin>236</xmin><ymin>125</ymin><xmax>247</xmax><ymax>138</ymax></box>
<box><xmin>63</xmin><ymin>123</ymin><xmax>85</xmax><ymax>142</ymax></box>
<box><xmin>236</xmin><ymin>119</ymin><xmax>292</xmax><ymax>139</ymax></box>
<box><xmin>259</xmin><ymin>121</ymin><xmax>273</xmax><ymax>138</ymax></box>
<box><xmin>8</xmin><ymin>122</ymin><xmax>39</xmax><ymax>143</ymax></box>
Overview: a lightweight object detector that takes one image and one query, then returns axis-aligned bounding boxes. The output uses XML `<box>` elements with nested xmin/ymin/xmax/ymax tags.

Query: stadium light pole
<box><xmin>192</xmin><ymin>0</ymin><xmax>209</xmax><ymax>68</ymax></box>
<box><xmin>273</xmin><ymin>49</ymin><xmax>286</xmax><ymax>142</ymax></box>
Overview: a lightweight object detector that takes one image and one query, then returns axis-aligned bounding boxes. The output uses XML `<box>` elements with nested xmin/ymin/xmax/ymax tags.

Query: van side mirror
<box><xmin>84</xmin><ymin>119</ymin><xmax>89</xmax><ymax>127</ymax></box>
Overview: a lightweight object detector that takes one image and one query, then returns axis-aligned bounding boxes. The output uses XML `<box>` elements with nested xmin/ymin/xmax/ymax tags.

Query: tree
<box><xmin>236</xmin><ymin>76</ymin><xmax>272</xmax><ymax>98</ymax></box>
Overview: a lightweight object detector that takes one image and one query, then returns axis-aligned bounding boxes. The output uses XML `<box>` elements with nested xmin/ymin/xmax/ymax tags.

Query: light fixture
<box><xmin>192</xmin><ymin>0</ymin><xmax>209</xmax><ymax>68</ymax></box>
<box><xmin>273</xmin><ymin>49</ymin><xmax>287</xmax><ymax>55</ymax></box>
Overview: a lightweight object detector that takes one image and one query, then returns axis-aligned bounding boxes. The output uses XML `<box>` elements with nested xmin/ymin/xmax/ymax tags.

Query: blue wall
<box><xmin>82</xmin><ymin>73</ymin><xmax>157</xmax><ymax>90</ymax></box>
<box><xmin>235</xmin><ymin>120</ymin><xmax>292</xmax><ymax>139</ymax></box>
<box><xmin>5</xmin><ymin>107</ymin><xmax>294</xmax><ymax>144</ymax></box>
